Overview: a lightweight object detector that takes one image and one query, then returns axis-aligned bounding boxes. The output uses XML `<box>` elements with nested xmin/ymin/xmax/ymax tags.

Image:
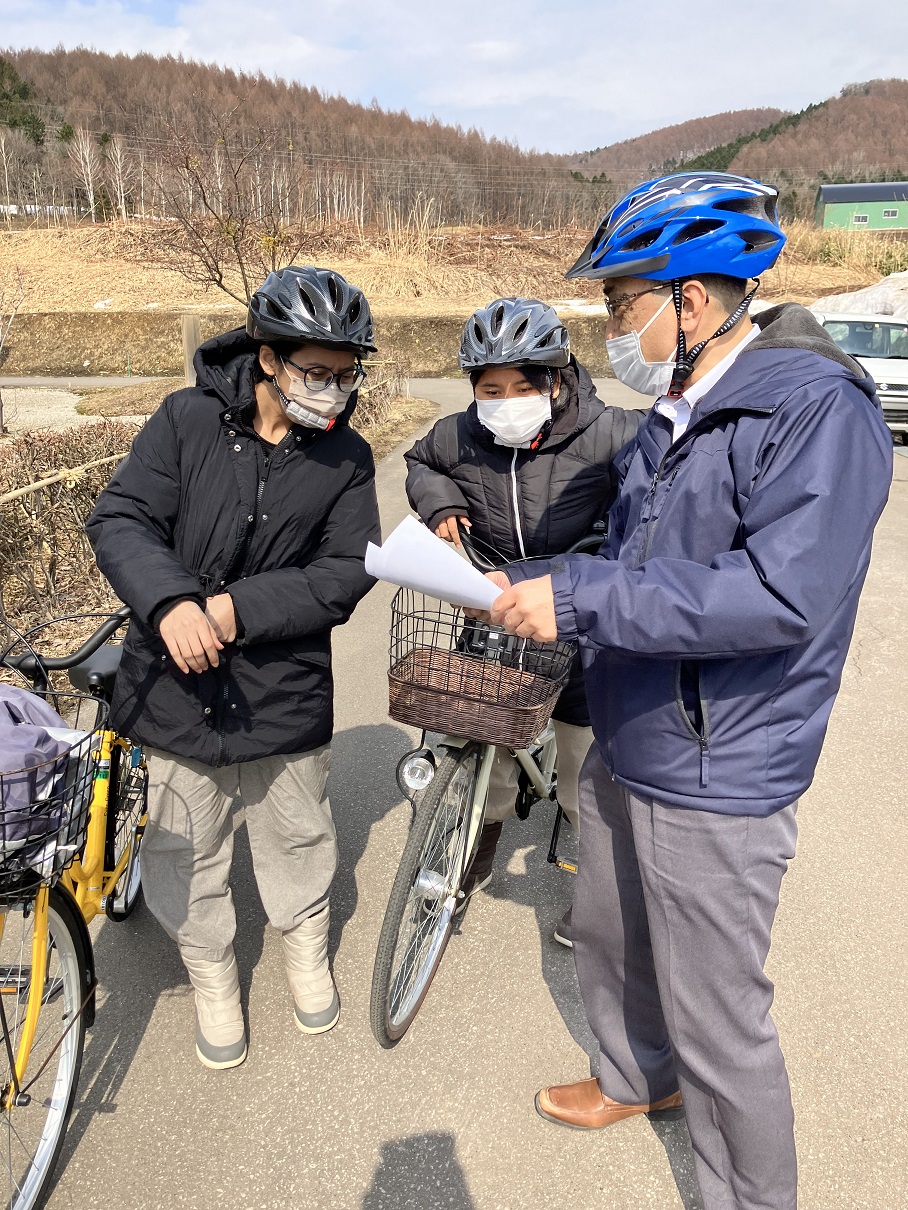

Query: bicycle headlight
<box><xmin>397</xmin><ymin>749</ymin><xmax>436</xmax><ymax>796</ymax></box>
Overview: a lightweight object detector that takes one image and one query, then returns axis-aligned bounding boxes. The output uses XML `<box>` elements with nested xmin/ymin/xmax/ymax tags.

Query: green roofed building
<box><xmin>816</xmin><ymin>182</ymin><xmax>908</xmax><ymax>231</ymax></box>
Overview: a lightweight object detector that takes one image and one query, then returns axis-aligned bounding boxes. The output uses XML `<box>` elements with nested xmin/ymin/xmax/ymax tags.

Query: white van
<box><xmin>812</xmin><ymin>313</ymin><xmax>908</xmax><ymax>441</ymax></box>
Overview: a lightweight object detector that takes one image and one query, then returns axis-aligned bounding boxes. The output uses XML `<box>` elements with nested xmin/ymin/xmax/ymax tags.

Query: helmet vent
<box><xmin>738</xmin><ymin>229</ymin><xmax>782</xmax><ymax>252</ymax></box>
<box><xmin>513</xmin><ymin>317</ymin><xmax>530</xmax><ymax>342</ymax></box>
<box><xmin>490</xmin><ymin>304</ymin><xmax>505</xmax><ymax>336</ymax></box>
<box><xmin>673</xmin><ymin>219</ymin><xmax>725</xmax><ymax>245</ymax></box>
<box><xmin>296</xmin><ymin>284</ymin><xmax>318</xmax><ymax>319</ymax></box>
<box><xmin>624</xmin><ymin>227</ymin><xmax>662</xmax><ymax>252</ymax></box>
<box><xmin>265</xmin><ymin>298</ymin><xmax>290</xmax><ymax>322</ymax></box>
<box><xmin>327</xmin><ymin>274</ymin><xmax>343</xmax><ymax>310</ymax></box>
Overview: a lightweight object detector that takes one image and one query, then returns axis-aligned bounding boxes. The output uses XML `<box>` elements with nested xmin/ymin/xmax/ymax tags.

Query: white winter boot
<box><xmin>282</xmin><ymin>906</ymin><xmax>340</xmax><ymax>1034</ymax></box>
<box><xmin>181</xmin><ymin>950</ymin><xmax>248</xmax><ymax>1070</ymax></box>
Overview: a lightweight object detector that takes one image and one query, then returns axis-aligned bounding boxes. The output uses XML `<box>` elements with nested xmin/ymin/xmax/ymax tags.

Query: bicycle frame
<box><xmin>0</xmin><ymin>887</ymin><xmax>50</xmax><ymax>1104</ymax></box>
<box><xmin>0</xmin><ymin>725</ymin><xmax>145</xmax><ymax>1105</ymax></box>
<box><xmin>439</xmin><ymin>722</ymin><xmax>561</xmax><ymax>898</ymax></box>
<box><xmin>59</xmin><ymin>729</ymin><xmax>143</xmax><ymax>926</ymax></box>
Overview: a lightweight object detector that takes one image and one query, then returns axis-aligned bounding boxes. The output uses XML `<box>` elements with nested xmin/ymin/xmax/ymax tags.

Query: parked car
<box><xmin>813</xmin><ymin>312</ymin><xmax>908</xmax><ymax>441</ymax></box>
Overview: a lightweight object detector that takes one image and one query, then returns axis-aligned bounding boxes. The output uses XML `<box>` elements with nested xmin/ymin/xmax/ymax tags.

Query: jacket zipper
<box><xmin>216</xmin><ymin>435</ymin><xmax>284</xmax><ymax>763</ymax></box>
<box><xmin>510</xmin><ymin>449</ymin><xmax>527</xmax><ymax>560</ymax></box>
<box><xmin>674</xmin><ymin>661</ymin><xmax>712</xmax><ymax>787</ymax></box>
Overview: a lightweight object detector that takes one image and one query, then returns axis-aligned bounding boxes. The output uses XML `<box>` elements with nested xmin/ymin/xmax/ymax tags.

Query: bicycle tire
<box><xmin>0</xmin><ymin>886</ymin><xmax>90</xmax><ymax>1210</ymax></box>
<box><xmin>370</xmin><ymin>744</ymin><xmax>483</xmax><ymax>1048</ymax></box>
<box><xmin>103</xmin><ymin>741</ymin><xmax>146</xmax><ymax>922</ymax></box>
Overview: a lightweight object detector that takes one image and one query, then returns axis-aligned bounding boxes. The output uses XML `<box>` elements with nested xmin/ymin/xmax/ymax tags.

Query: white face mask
<box><xmin>605</xmin><ymin>295</ymin><xmax>678</xmax><ymax>397</ymax></box>
<box><xmin>276</xmin><ymin>359</ymin><xmax>351</xmax><ymax>430</ymax></box>
<box><xmin>475</xmin><ymin>393</ymin><xmax>552</xmax><ymax>447</ymax></box>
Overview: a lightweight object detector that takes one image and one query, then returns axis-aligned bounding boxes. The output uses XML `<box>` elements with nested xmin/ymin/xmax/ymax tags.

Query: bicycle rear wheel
<box><xmin>370</xmin><ymin>744</ymin><xmax>483</xmax><ymax>1048</ymax></box>
<box><xmin>0</xmin><ymin>886</ymin><xmax>90</xmax><ymax>1210</ymax></box>
<box><xmin>103</xmin><ymin>741</ymin><xmax>146</xmax><ymax>922</ymax></box>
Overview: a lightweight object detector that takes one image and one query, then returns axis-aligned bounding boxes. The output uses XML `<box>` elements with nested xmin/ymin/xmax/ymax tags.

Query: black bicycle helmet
<box><xmin>247</xmin><ymin>266</ymin><xmax>376</xmax><ymax>354</ymax></box>
<box><xmin>459</xmin><ymin>297</ymin><xmax>570</xmax><ymax>371</ymax></box>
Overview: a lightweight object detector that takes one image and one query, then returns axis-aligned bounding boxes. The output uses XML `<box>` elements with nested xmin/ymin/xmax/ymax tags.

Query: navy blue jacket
<box><xmin>510</xmin><ymin>305</ymin><xmax>893</xmax><ymax>815</ymax></box>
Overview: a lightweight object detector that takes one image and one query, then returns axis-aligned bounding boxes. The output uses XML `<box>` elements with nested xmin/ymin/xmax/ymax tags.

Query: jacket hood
<box><xmin>750</xmin><ymin>303</ymin><xmax>868</xmax><ymax>378</ymax></box>
<box><xmin>193</xmin><ymin>326</ymin><xmax>360</xmax><ymax>426</ymax></box>
<box><xmin>684</xmin><ymin>302</ymin><xmax>882</xmax><ymax>426</ymax></box>
<box><xmin>466</xmin><ymin>355</ymin><xmax>604</xmax><ymax>451</ymax></box>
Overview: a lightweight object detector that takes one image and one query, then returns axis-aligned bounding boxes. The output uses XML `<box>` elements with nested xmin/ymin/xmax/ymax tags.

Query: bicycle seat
<box><xmin>68</xmin><ymin>643</ymin><xmax>123</xmax><ymax>700</ymax></box>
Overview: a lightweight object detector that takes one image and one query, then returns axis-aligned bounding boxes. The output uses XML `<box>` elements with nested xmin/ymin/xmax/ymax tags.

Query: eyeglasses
<box><xmin>282</xmin><ymin>356</ymin><xmax>366</xmax><ymax>393</ymax></box>
<box><xmin>602</xmin><ymin>284</ymin><xmax>671</xmax><ymax>319</ymax></box>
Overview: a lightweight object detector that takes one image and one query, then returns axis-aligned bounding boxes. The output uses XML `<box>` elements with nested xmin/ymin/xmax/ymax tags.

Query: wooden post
<box><xmin>181</xmin><ymin>314</ymin><xmax>202</xmax><ymax>386</ymax></box>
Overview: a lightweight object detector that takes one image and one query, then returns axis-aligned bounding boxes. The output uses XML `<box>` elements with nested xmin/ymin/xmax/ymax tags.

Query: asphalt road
<box><xmin>44</xmin><ymin>378</ymin><xmax>907</xmax><ymax>1210</ymax></box>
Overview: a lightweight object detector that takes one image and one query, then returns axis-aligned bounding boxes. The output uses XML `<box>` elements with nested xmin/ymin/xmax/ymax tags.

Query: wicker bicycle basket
<box><xmin>387</xmin><ymin>589</ymin><xmax>575</xmax><ymax>748</ymax></box>
<box><xmin>0</xmin><ymin>693</ymin><xmax>108</xmax><ymax>901</ymax></box>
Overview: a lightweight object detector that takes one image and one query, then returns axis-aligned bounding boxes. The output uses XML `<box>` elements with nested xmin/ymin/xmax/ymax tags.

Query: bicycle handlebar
<box><xmin>2</xmin><ymin>606</ymin><xmax>132</xmax><ymax>673</ymax></box>
<box><xmin>457</xmin><ymin>522</ymin><xmax>607</xmax><ymax>572</ymax></box>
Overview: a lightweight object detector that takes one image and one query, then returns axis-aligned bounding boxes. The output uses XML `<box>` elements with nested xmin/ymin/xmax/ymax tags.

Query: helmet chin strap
<box><xmin>667</xmin><ymin>278</ymin><xmax>760</xmax><ymax>398</ymax></box>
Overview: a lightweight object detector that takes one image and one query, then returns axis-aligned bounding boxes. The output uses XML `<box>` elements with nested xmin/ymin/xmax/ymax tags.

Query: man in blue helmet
<box><xmin>486</xmin><ymin>173</ymin><xmax>892</xmax><ymax>1208</ymax></box>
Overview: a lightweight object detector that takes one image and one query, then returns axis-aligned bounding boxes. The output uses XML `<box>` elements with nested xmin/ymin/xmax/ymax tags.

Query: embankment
<box><xmin>0</xmin><ymin>309</ymin><xmax>613</xmax><ymax>377</ymax></box>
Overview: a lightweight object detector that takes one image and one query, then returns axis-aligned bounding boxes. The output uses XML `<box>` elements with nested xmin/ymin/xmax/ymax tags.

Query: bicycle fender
<box><xmin>51</xmin><ymin>883</ymin><xmax>97</xmax><ymax>1029</ymax></box>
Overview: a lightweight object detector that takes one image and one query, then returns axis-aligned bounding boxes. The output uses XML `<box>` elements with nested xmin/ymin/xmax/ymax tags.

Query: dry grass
<box><xmin>76</xmin><ymin>379</ymin><xmax>184</xmax><ymax>416</ymax></box>
<box><xmin>0</xmin><ymin>220</ymin><xmax>598</xmax><ymax>314</ymax></box>
<box><xmin>764</xmin><ymin>221</ymin><xmax>908</xmax><ymax>302</ymax></box>
<box><xmin>0</xmin><ymin>422</ymin><xmax>136</xmax><ymax>642</ymax></box>
<box><xmin>3</xmin><ymin>217</ymin><xmax>906</xmax><ymax>324</ymax></box>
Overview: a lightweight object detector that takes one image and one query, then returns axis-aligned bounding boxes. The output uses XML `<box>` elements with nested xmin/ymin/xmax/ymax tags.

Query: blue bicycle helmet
<box><xmin>566</xmin><ymin>172</ymin><xmax>786</xmax><ymax>282</ymax></box>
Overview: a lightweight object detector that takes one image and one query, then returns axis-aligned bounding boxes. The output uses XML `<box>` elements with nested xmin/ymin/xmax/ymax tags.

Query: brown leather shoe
<box><xmin>535</xmin><ymin>1077</ymin><xmax>682</xmax><ymax>1130</ymax></box>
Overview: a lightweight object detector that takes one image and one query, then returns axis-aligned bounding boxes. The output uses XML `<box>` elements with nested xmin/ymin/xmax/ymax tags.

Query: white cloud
<box><xmin>2</xmin><ymin>0</ymin><xmax>907</xmax><ymax>153</ymax></box>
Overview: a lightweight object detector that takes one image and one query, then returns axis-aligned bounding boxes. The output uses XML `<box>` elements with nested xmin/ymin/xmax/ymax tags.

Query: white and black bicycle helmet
<box><xmin>459</xmin><ymin>297</ymin><xmax>570</xmax><ymax>371</ymax></box>
<box><xmin>247</xmin><ymin>266</ymin><xmax>376</xmax><ymax>354</ymax></box>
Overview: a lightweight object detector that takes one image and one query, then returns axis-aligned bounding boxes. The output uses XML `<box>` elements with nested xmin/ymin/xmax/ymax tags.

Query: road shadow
<box><xmin>476</xmin><ymin>816</ymin><xmax>704</xmax><ymax>1210</ymax></box>
<box><xmin>362</xmin><ymin>1132</ymin><xmax>476</xmax><ymax>1210</ymax></box>
<box><xmin>57</xmin><ymin>814</ymin><xmax>266</xmax><ymax>1167</ymax></box>
<box><xmin>327</xmin><ymin>721</ymin><xmax>415</xmax><ymax>954</ymax></box>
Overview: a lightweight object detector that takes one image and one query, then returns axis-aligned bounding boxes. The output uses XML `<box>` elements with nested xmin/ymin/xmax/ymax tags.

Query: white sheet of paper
<box><xmin>365</xmin><ymin>514</ymin><xmax>503</xmax><ymax>611</ymax></box>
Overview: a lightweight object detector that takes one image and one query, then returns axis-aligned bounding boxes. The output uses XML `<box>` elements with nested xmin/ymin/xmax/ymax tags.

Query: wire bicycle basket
<box><xmin>387</xmin><ymin>589</ymin><xmax>575</xmax><ymax>748</ymax></box>
<box><xmin>0</xmin><ymin>693</ymin><xmax>108</xmax><ymax>902</ymax></box>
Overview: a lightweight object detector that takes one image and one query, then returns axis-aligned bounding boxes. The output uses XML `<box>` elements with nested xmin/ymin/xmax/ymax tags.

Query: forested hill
<box><xmin>574</xmin><ymin>108</ymin><xmax>787</xmax><ymax>177</ymax></box>
<box><xmin>4</xmin><ymin>46</ymin><xmax>558</xmax><ymax>169</ymax></box>
<box><xmin>2</xmin><ymin>46</ymin><xmax>602</xmax><ymax>227</ymax></box>
<box><xmin>574</xmin><ymin>80</ymin><xmax>908</xmax><ymax>187</ymax></box>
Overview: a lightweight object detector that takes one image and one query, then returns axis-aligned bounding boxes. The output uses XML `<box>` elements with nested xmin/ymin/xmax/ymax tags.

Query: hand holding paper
<box><xmin>365</xmin><ymin>515</ymin><xmax>504</xmax><ymax>611</ymax></box>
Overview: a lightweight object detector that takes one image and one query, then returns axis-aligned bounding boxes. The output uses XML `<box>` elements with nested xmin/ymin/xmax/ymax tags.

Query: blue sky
<box><xmin>1</xmin><ymin>0</ymin><xmax>906</xmax><ymax>153</ymax></box>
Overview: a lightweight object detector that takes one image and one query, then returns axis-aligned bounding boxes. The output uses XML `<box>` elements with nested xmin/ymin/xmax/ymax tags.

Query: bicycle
<box><xmin>0</xmin><ymin>607</ymin><xmax>146</xmax><ymax>1210</ymax></box>
<box><xmin>369</xmin><ymin>521</ymin><xmax>605</xmax><ymax>1048</ymax></box>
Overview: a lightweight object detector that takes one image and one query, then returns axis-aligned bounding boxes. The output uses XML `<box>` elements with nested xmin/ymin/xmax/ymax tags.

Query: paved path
<box><xmin>43</xmin><ymin>380</ymin><xmax>907</xmax><ymax>1210</ymax></box>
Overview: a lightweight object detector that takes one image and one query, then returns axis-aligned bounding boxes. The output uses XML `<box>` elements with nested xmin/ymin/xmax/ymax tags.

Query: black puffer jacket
<box><xmin>404</xmin><ymin>358</ymin><xmax>645</xmax><ymax>724</ymax></box>
<box><xmin>405</xmin><ymin>360</ymin><xmax>644</xmax><ymax>560</ymax></box>
<box><xmin>87</xmin><ymin>327</ymin><xmax>380</xmax><ymax>766</ymax></box>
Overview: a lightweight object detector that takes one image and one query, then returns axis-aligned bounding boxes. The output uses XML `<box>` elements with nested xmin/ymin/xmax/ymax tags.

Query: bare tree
<box><xmin>0</xmin><ymin>134</ymin><xmax>12</xmax><ymax>226</ymax></box>
<box><xmin>0</xmin><ymin>269</ymin><xmax>26</xmax><ymax>435</ymax></box>
<box><xmin>148</xmin><ymin>95</ymin><xmax>318</xmax><ymax>304</ymax></box>
<box><xmin>68</xmin><ymin>127</ymin><xmax>101</xmax><ymax>221</ymax></box>
<box><xmin>106</xmin><ymin>134</ymin><xmax>135</xmax><ymax>222</ymax></box>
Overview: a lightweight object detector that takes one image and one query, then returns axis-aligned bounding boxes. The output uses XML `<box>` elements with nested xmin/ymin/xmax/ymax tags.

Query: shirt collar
<box><xmin>678</xmin><ymin>323</ymin><xmax>760</xmax><ymax>407</ymax></box>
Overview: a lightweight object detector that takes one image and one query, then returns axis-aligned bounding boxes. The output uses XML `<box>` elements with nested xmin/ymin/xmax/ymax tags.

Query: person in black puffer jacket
<box><xmin>404</xmin><ymin>297</ymin><xmax>645</xmax><ymax>945</ymax></box>
<box><xmin>87</xmin><ymin>267</ymin><xmax>380</xmax><ymax>1069</ymax></box>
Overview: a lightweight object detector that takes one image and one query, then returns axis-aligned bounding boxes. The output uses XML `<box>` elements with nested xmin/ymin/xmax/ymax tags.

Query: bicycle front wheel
<box><xmin>0</xmin><ymin>885</ymin><xmax>90</xmax><ymax>1210</ymax></box>
<box><xmin>370</xmin><ymin>743</ymin><xmax>483</xmax><ymax>1048</ymax></box>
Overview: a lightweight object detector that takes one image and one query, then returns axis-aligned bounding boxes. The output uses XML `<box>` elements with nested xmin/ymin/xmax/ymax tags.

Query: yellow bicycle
<box><xmin>0</xmin><ymin>607</ymin><xmax>145</xmax><ymax>1210</ymax></box>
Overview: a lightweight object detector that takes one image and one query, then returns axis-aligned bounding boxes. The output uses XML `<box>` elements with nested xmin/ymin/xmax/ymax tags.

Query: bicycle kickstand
<box><xmin>546</xmin><ymin>805</ymin><xmax>578</xmax><ymax>875</ymax></box>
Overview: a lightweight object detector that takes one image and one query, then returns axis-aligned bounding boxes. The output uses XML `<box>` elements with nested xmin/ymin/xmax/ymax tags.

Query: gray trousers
<box><xmin>574</xmin><ymin>747</ymin><xmax>798</xmax><ymax>1210</ymax></box>
<box><xmin>142</xmin><ymin>745</ymin><xmax>336</xmax><ymax>962</ymax></box>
